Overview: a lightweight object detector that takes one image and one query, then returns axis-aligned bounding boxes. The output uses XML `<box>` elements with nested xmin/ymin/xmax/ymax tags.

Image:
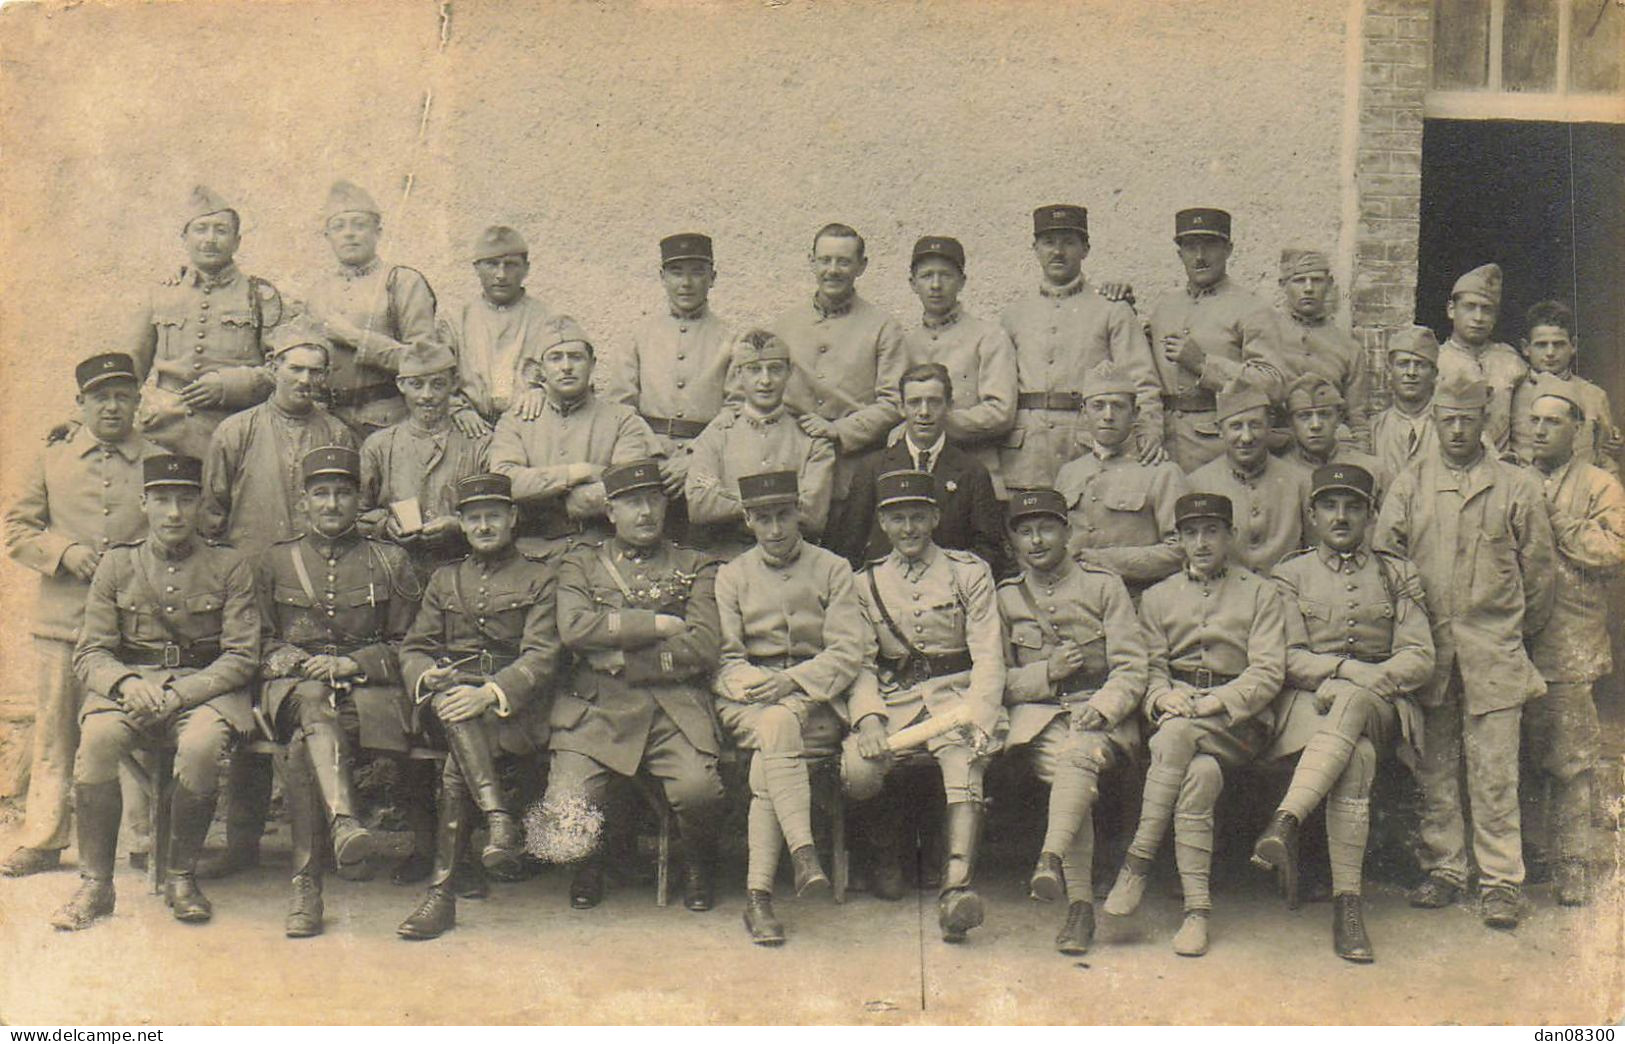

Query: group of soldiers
<box><xmin>3</xmin><ymin>183</ymin><xmax>1618</xmax><ymax>968</ymax></box>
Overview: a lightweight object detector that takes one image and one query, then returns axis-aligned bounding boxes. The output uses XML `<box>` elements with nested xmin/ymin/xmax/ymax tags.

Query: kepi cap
<box><xmin>1174</xmin><ymin>492</ymin><xmax>1232</xmax><ymax>528</ymax></box>
<box><xmin>1285</xmin><ymin>374</ymin><xmax>1345</xmax><ymax>413</ymax></box>
<box><xmin>603</xmin><ymin>459</ymin><xmax>666</xmax><ymax>500</ymax></box>
<box><xmin>1310</xmin><ymin>463</ymin><xmax>1375</xmax><ymax>504</ymax></box>
<box><xmin>660</xmin><ymin>233</ymin><xmax>714</xmax><ymax>265</ymax></box>
<box><xmin>183</xmin><ymin>184</ymin><xmax>235</xmax><ymax>232</ymax></box>
<box><xmin>397</xmin><ymin>339</ymin><xmax>457</xmax><ymax>378</ymax></box>
<box><xmin>1175</xmin><ymin>208</ymin><xmax>1232</xmax><ymax>242</ymax></box>
<box><xmin>1387</xmin><ymin>325</ymin><xmax>1440</xmax><ymax>364</ymax></box>
<box><xmin>875</xmin><ymin>469</ymin><xmax>937</xmax><ymax>510</ymax></box>
<box><xmin>144</xmin><ymin>454</ymin><xmax>203</xmax><ymax>490</ymax></box>
<box><xmin>301</xmin><ymin>445</ymin><xmax>360</xmax><ymax>484</ymax></box>
<box><xmin>1280</xmin><ymin>248</ymin><xmax>1331</xmax><ymax>280</ymax></box>
<box><xmin>1433</xmin><ymin>372</ymin><xmax>1492</xmax><ymax>410</ymax></box>
<box><xmin>911</xmin><ymin>236</ymin><xmax>965</xmax><ymax>273</ymax></box>
<box><xmin>325</xmin><ymin>180</ymin><xmax>380</xmax><ymax>221</ymax></box>
<box><xmin>738</xmin><ymin>470</ymin><xmax>799</xmax><ymax>509</ymax></box>
<box><xmin>472</xmin><ymin>225</ymin><xmax>528</xmax><ymax>262</ymax></box>
<box><xmin>454</xmin><ymin>473</ymin><xmax>513</xmax><ymax>509</ymax></box>
<box><xmin>1033</xmin><ymin>204</ymin><xmax>1088</xmax><ymax>237</ymax></box>
<box><xmin>1007</xmin><ymin>488</ymin><xmax>1068</xmax><ymax>527</ymax></box>
<box><xmin>1214</xmin><ymin>378</ymin><xmax>1272</xmax><ymax>422</ymax></box>
<box><xmin>76</xmin><ymin>353</ymin><xmax>138</xmax><ymax>392</ymax></box>
<box><xmin>1451</xmin><ymin>263</ymin><xmax>1502</xmax><ymax>307</ymax></box>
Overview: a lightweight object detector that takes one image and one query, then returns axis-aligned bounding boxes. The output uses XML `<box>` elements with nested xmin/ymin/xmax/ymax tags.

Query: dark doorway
<box><xmin>1417</xmin><ymin>119</ymin><xmax>1625</xmax><ymax>409</ymax></box>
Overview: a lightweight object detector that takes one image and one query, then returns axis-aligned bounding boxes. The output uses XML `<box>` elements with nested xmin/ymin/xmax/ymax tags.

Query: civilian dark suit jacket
<box><xmin>827</xmin><ymin>439</ymin><xmax>1009</xmax><ymax>577</ymax></box>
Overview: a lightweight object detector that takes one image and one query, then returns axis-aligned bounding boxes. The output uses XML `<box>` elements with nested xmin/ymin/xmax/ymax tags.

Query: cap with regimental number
<box><xmin>1387</xmin><ymin>325</ymin><xmax>1440</xmax><ymax>364</ymax></box>
<box><xmin>1215</xmin><ymin>378</ymin><xmax>1272</xmax><ymax>422</ymax></box>
<box><xmin>397</xmin><ymin>339</ymin><xmax>457</xmax><ymax>378</ymax></box>
<box><xmin>1433</xmin><ymin>372</ymin><xmax>1492</xmax><ymax>410</ymax></box>
<box><xmin>738</xmin><ymin>470</ymin><xmax>799</xmax><ymax>509</ymax></box>
<box><xmin>144</xmin><ymin>454</ymin><xmax>204</xmax><ymax>490</ymax></box>
<box><xmin>301</xmin><ymin>446</ymin><xmax>361</xmax><ymax>484</ymax></box>
<box><xmin>472</xmin><ymin>225</ymin><xmax>528</xmax><ymax>263</ymax></box>
<box><xmin>1451</xmin><ymin>263</ymin><xmax>1502</xmax><ymax>307</ymax></box>
<box><xmin>455</xmin><ymin>473</ymin><xmax>514</xmax><ymax>509</ymax></box>
<box><xmin>1310</xmin><ymin>463</ymin><xmax>1374</xmax><ymax>504</ymax></box>
<box><xmin>660</xmin><ymin>233</ymin><xmax>714</xmax><ymax>265</ymax></box>
<box><xmin>1174</xmin><ymin>492</ymin><xmax>1232</xmax><ymax>528</ymax></box>
<box><xmin>76</xmin><ymin>353</ymin><xmax>138</xmax><ymax>392</ymax></box>
<box><xmin>875</xmin><ymin>469</ymin><xmax>938</xmax><ymax>510</ymax></box>
<box><xmin>1175</xmin><ymin>208</ymin><xmax>1232</xmax><ymax>242</ymax></box>
<box><xmin>603</xmin><ymin>459</ymin><xmax>665</xmax><ymax>500</ymax></box>
<box><xmin>1033</xmin><ymin>204</ymin><xmax>1088</xmax><ymax>237</ymax></box>
<box><xmin>911</xmin><ymin>236</ymin><xmax>965</xmax><ymax>272</ymax></box>
<box><xmin>1286</xmin><ymin>374</ymin><xmax>1345</xmax><ymax>413</ymax></box>
<box><xmin>1007</xmin><ymin>488</ymin><xmax>1068</xmax><ymax>526</ymax></box>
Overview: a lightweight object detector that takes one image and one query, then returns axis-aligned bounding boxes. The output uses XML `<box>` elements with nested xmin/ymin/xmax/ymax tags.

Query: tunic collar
<box><xmin>891</xmin><ymin>542</ymin><xmax>938</xmax><ymax>580</ymax></box>
<box><xmin>545</xmin><ymin>388</ymin><xmax>592</xmax><ymax>417</ymax></box>
<box><xmin>336</xmin><ymin>257</ymin><xmax>382</xmax><ymax>280</ymax></box>
<box><xmin>1027</xmin><ymin>556</ymin><xmax>1075</xmax><ymax>587</ymax></box>
<box><xmin>670</xmin><ymin>303</ymin><xmax>709</xmax><ymax>322</ymax></box>
<box><xmin>186</xmin><ymin>263</ymin><xmax>240</xmax><ymax>289</ymax></box>
<box><xmin>759</xmin><ymin>539</ymin><xmax>804</xmax><ymax>570</ymax></box>
<box><xmin>307</xmin><ymin>527</ymin><xmax>363</xmax><ymax>559</ymax></box>
<box><xmin>149</xmin><ymin>537</ymin><xmax>197</xmax><ymax>563</ymax></box>
<box><xmin>740</xmin><ymin>404</ymin><xmax>788</xmax><ymax>428</ymax></box>
<box><xmin>1184</xmin><ymin>562</ymin><xmax>1227</xmax><ymax>583</ymax></box>
<box><xmin>1186</xmin><ymin>275</ymin><xmax>1230</xmax><ymax>300</ymax></box>
<box><xmin>813</xmin><ymin>292</ymin><xmax>855</xmax><ymax>319</ymax></box>
<box><xmin>471</xmin><ymin>545</ymin><xmax>519</xmax><ymax>571</ymax></box>
<box><xmin>1039</xmin><ymin>275</ymin><xmax>1086</xmax><ymax>300</ymax></box>
<box><xmin>1288</xmin><ymin>309</ymin><xmax>1329</xmax><ymax>328</ymax></box>
<box><xmin>614</xmin><ymin>537</ymin><xmax>661</xmax><ymax>563</ymax></box>
<box><xmin>481</xmin><ymin>291</ymin><xmax>528</xmax><ymax>313</ymax></box>
<box><xmin>1317</xmin><ymin>544</ymin><xmax>1369</xmax><ymax>572</ymax></box>
<box><xmin>79</xmin><ymin>428</ymin><xmax>145</xmax><ymax>461</ymax></box>
<box><xmin>1229</xmin><ymin>455</ymin><xmax>1270</xmax><ymax>484</ymax></box>
<box><xmin>921</xmin><ymin>306</ymin><xmax>962</xmax><ymax>331</ymax></box>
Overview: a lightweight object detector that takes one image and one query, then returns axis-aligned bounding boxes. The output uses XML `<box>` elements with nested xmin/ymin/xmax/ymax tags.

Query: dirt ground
<box><xmin>1</xmin><ymin>813</ymin><xmax>1619</xmax><ymax>1027</ymax></box>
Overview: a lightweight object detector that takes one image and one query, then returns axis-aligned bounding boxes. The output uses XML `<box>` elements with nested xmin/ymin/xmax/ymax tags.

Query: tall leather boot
<box><xmin>198</xmin><ymin>752</ymin><xmax>269</xmax><ymax>879</ymax></box>
<box><xmin>397</xmin><ymin>790</ymin><xmax>469</xmax><ymax>940</ymax></box>
<box><xmin>860</xmin><ymin>787</ymin><xmax>908</xmax><ymax>901</ymax></box>
<box><xmin>679</xmin><ymin>809</ymin><xmax>720</xmax><ymax>913</ymax></box>
<box><xmin>282</xmin><ymin>741</ymin><xmax>325</xmax><ymax>938</ymax></box>
<box><xmin>938</xmin><ymin>801</ymin><xmax>985</xmax><ymax>943</ymax></box>
<box><xmin>165</xmin><ymin>785</ymin><xmax>218</xmax><ymax>924</ymax></box>
<box><xmin>301</xmin><ymin>724</ymin><xmax>372</xmax><ymax>868</ymax></box>
<box><xmin>444</xmin><ymin>722</ymin><xmax>521</xmax><ymax>877</ymax></box>
<box><xmin>391</xmin><ymin>756</ymin><xmax>439</xmax><ymax>885</ymax></box>
<box><xmin>50</xmin><ymin>781</ymin><xmax>121</xmax><ymax>931</ymax></box>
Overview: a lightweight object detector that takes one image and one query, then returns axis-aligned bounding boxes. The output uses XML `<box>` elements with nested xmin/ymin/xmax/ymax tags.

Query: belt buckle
<box><xmin>1194</xmin><ymin>668</ymin><xmax>1214</xmax><ymax>689</ymax></box>
<box><xmin>321</xmin><ymin>644</ymin><xmax>339</xmax><ymax>658</ymax></box>
<box><xmin>162</xmin><ymin>643</ymin><xmax>181</xmax><ymax>668</ymax></box>
<box><xmin>479</xmin><ymin>650</ymin><xmax>495</xmax><ymax>676</ymax></box>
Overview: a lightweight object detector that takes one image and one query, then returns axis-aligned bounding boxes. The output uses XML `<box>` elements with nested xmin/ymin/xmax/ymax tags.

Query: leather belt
<box><xmin>443</xmin><ymin>650</ymin><xmax>518</xmax><ymax>675</ymax></box>
<box><xmin>749</xmin><ymin>654</ymin><xmax>808</xmax><ymax>671</ymax></box>
<box><xmin>881</xmin><ymin>649</ymin><xmax>974</xmax><ymax>688</ymax></box>
<box><xmin>1161</xmin><ymin>390</ymin><xmax>1217</xmax><ymax>413</ymax></box>
<box><xmin>325</xmin><ymin>383</ymin><xmax>401</xmax><ymax>409</ymax></box>
<box><xmin>1017</xmin><ymin>391</ymin><xmax>1083</xmax><ymax>411</ymax></box>
<box><xmin>643</xmin><ymin>415</ymin><xmax>708</xmax><ymax>439</ymax></box>
<box><xmin>1170</xmin><ymin>666</ymin><xmax>1238</xmax><ymax>689</ymax></box>
<box><xmin>118</xmin><ymin>641</ymin><xmax>222</xmax><ymax>669</ymax></box>
<box><xmin>1057</xmin><ymin>669</ymin><xmax>1108</xmax><ymax>698</ymax></box>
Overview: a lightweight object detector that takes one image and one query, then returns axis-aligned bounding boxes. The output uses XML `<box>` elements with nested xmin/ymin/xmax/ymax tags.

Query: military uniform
<box><xmin>1524</xmin><ymin>440</ymin><xmax>1625</xmax><ymax>899</ymax></box>
<box><xmin>446</xmin><ymin>226</ymin><xmax>557</xmax><ymax>426</ymax></box>
<box><xmin>396</xmin><ymin>473</ymin><xmax>561</xmax><ymax>939</ymax></box>
<box><xmin>1437</xmin><ymin>265</ymin><xmax>1527</xmax><ymax>452</ymax></box>
<box><xmin>299</xmin><ymin>181</ymin><xmax>438</xmax><ymax>436</ymax></box>
<box><xmin>1262</xmin><ymin>250</ymin><xmax>1372</xmax><ymax>451</ymax></box>
<box><xmin>131</xmin><ymin>187</ymin><xmax>284</xmax><ymax>459</ymax></box>
<box><xmin>1146</xmin><ymin>210</ymin><xmax>1283</xmax><ymax>474</ymax></box>
<box><xmin>1373</xmin><ymin>375</ymin><xmax>1555</xmax><ymax>904</ymax></box>
<box><xmin>549</xmin><ymin>461</ymin><xmax>725</xmax><ymax>908</ymax></box>
<box><xmin>998</xmin><ymin>490</ymin><xmax>1148</xmax><ymax>929</ymax></box>
<box><xmin>1510</xmin><ymin>370</ymin><xmax>1619</xmax><ymax>474</ymax></box>
<box><xmin>1368</xmin><ymin>325</ymin><xmax>1441</xmax><ymax>480</ymax></box>
<box><xmin>52</xmin><ymin>455</ymin><xmax>259</xmax><ymax>930</ymax></box>
<box><xmin>1104</xmin><ymin>493</ymin><xmax>1285</xmax><ymax>955</ymax></box>
<box><xmin>3</xmin><ymin>355</ymin><xmax>161</xmax><ymax>868</ymax></box>
<box><xmin>1187</xmin><ymin>393</ymin><xmax>1313</xmax><ymax>575</ymax></box>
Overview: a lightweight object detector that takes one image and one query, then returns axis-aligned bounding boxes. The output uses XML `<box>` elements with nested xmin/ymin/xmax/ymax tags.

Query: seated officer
<box><xmin>1103</xmin><ymin>492</ymin><xmax>1286</xmax><ymax>957</ymax></box>
<box><xmin>1252</xmin><ymin>463</ymin><xmax>1434</xmax><ymax>963</ymax></box>
<box><xmin>998</xmin><ymin>489</ymin><xmax>1148</xmax><ymax>956</ymax></box>
<box><xmin>714</xmin><ymin>470</ymin><xmax>870</xmax><ymax>946</ymax></box>
<box><xmin>685</xmin><ymin>331</ymin><xmax>835</xmax><ymax>558</ymax></box>
<box><xmin>843</xmin><ymin>470</ymin><xmax>1005</xmax><ymax>944</ymax></box>
<box><xmin>1054</xmin><ymin>360</ymin><xmax>1189</xmax><ymax>598</ymax></box>
<box><xmin>550</xmin><ymin>459</ymin><xmax>726</xmax><ymax>911</ymax></box>
<box><xmin>52</xmin><ymin>454</ymin><xmax>259</xmax><ymax>930</ymax></box>
<box><xmin>396</xmin><ymin>473</ymin><xmax>561</xmax><ymax>940</ymax></box>
<box><xmin>256</xmin><ymin>446</ymin><xmax>421</xmax><ymax>937</ymax></box>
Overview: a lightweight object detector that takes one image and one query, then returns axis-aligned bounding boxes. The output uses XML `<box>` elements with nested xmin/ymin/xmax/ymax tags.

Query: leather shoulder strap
<box><xmin>865</xmin><ymin>564</ymin><xmax>921</xmax><ymax>659</ymax></box>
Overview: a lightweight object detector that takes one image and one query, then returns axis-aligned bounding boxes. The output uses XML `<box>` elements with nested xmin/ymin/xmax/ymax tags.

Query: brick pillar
<box><xmin>1353</xmin><ymin>0</ymin><xmax>1431</xmax><ymax>405</ymax></box>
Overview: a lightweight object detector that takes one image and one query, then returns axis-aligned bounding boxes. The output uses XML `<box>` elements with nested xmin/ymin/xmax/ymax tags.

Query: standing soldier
<box><xmin>360</xmin><ymin>340</ymin><xmax>490</xmax><ymax>579</ymax></box>
<box><xmin>1261</xmin><ymin>249</ymin><xmax>1372</xmax><ymax>450</ymax></box>
<box><xmin>608</xmin><ymin>232</ymin><xmax>736</xmax><ymax>539</ymax></box>
<box><xmin>998</xmin><ymin>489</ymin><xmax>1148</xmax><ymax>955</ymax></box>
<box><xmin>256</xmin><ymin>447</ymin><xmax>422</xmax><ymax>937</ymax></box>
<box><xmin>1146</xmin><ymin>208</ymin><xmax>1282</xmax><ymax>473</ymax></box>
<box><xmin>1283</xmin><ymin>375</ymin><xmax>1389</xmax><ymax>496</ymax></box>
<box><xmin>3</xmin><ymin>355</ymin><xmax>162</xmax><ymax>878</ymax></box>
<box><xmin>771</xmin><ymin>223</ymin><xmax>906</xmax><ymax>521</ymax></box>
<box><xmin>1053</xmin><ymin>361</ymin><xmax>1189</xmax><ymax>598</ymax></box>
<box><xmin>1373</xmin><ymin>373</ymin><xmax>1555</xmax><ymax>931</ymax></box>
<box><xmin>50</xmin><ymin>454</ymin><xmax>259</xmax><ymax>930</ymax></box>
<box><xmin>444</xmin><ymin>225</ymin><xmax>555</xmax><ymax>434</ymax></box>
<box><xmin>1187</xmin><ymin>380</ymin><xmax>1313</xmax><ymax>574</ymax></box>
<box><xmin>1103</xmin><ymin>493</ymin><xmax>1286</xmax><ymax>957</ymax></box>
<box><xmin>714</xmin><ymin>471</ymin><xmax>869</xmax><ymax>946</ymax></box>
<box><xmin>842</xmin><ymin>471</ymin><xmax>1006</xmax><ymax>944</ymax></box>
<box><xmin>1521</xmin><ymin>386</ymin><xmax>1625</xmax><ymax>906</ymax></box>
<box><xmin>299</xmin><ymin>179</ymin><xmax>439</xmax><ymax>439</ymax></box>
<box><xmin>999</xmin><ymin>204</ymin><xmax>1164</xmax><ymax>491</ymax></box>
<box><xmin>1369</xmin><ymin>326</ymin><xmax>1442</xmax><ymax>480</ymax></box>
<box><xmin>1436</xmin><ymin>263</ymin><xmax>1527</xmax><ymax>452</ymax></box>
<box><xmin>900</xmin><ymin>236</ymin><xmax>1017</xmax><ymax>495</ymax></box>
<box><xmin>131</xmin><ymin>186</ymin><xmax>283</xmax><ymax>459</ymax></box>
<box><xmin>1252</xmin><ymin>464</ymin><xmax>1434</xmax><ymax>962</ymax></box>
<box><xmin>396</xmin><ymin>473</ymin><xmax>561</xmax><ymax>940</ymax></box>
<box><xmin>488</xmin><ymin>318</ymin><xmax>660</xmax><ymax>562</ymax></box>
<box><xmin>548</xmin><ymin>460</ymin><xmax>726</xmax><ymax>911</ymax></box>
<box><xmin>1509</xmin><ymin>300</ymin><xmax>1620</xmax><ymax>474</ymax></box>
<box><xmin>684</xmin><ymin>330</ymin><xmax>835</xmax><ymax>558</ymax></box>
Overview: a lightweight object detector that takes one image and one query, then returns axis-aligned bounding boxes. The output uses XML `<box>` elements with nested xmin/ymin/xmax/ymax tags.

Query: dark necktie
<box><xmin>917</xmin><ymin>449</ymin><xmax>932</xmax><ymax>472</ymax></box>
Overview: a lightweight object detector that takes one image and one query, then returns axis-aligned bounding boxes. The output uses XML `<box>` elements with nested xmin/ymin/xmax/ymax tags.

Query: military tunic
<box><xmin>1146</xmin><ymin>278</ymin><xmax>1283</xmax><ymax>473</ymax></box>
<box><xmin>257</xmin><ymin>530</ymin><xmax>420</xmax><ymax>752</ymax></box>
<box><xmin>487</xmin><ymin>392</ymin><xmax>660</xmax><ymax>558</ymax></box>
<box><xmin>998</xmin><ymin>278</ymin><xmax>1162</xmax><ymax>491</ymax></box>
<box><xmin>1436</xmin><ymin>337</ymin><xmax>1527</xmax><ymax>452</ymax></box>
<box><xmin>1187</xmin><ymin>454</ymin><xmax>1313</xmax><ymax>574</ymax></box>
<box><xmin>1260</xmin><ymin>309</ymin><xmax>1373</xmax><ymax>450</ymax></box>
<box><xmin>684</xmin><ymin>404</ymin><xmax>836</xmax><ymax>555</ymax></box>
<box><xmin>202</xmin><ymin>401</ymin><xmax>357</xmax><ymax>556</ymax></box>
<box><xmin>130</xmin><ymin>263</ymin><xmax>284</xmax><ymax>458</ymax></box>
<box><xmin>445</xmin><ymin>294</ymin><xmax>555</xmax><ymax>423</ymax></box>
<box><xmin>772</xmin><ymin>293</ymin><xmax>906</xmax><ymax>468</ymax></box>
<box><xmin>607</xmin><ymin>306</ymin><xmax>736</xmax><ymax>455</ymax></box>
<box><xmin>901</xmin><ymin>309</ymin><xmax>1017</xmax><ymax>494</ymax></box>
<box><xmin>1369</xmin><ymin>401</ymin><xmax>1438</xmax><ymax>485</ymax></box>
<box><xmin>300</xmin><ymin>259</ymin><xmax>438</xmax><ymax>433</ymax></box>
<box><xmin>359</xmin><ymin>421</ymin><xmax>489</xmax><ymax>572</ymax></box>
<box><xmin>1053</xmin><ymin>445</ymin><xmax>1188</xmax><ymax>593</ymax></box>
<box><xmin>1510</xmin><ymin>371</ymin><xmax>1619</xmax><ymax>474</ymax></box>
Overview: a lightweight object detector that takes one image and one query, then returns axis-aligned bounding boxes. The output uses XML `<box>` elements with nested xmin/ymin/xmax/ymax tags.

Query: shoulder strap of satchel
<box><xmin>287</xmin><ymin>542</ymin><xmax>319</xmax><ymax>604</ymax></box>
<box><xmin>128</xmin><ymin>546</ymin><xmax>190</xmax><ymax>646</ymax></box>
<box><xmin>865</xmin><ymin>563</ymin><xmax>923</xmax><ymax>660</ymax></box>
<box><xmin>449</xmin><ymin>559</ymin><xmax>507</xmax><ymax>647</ymax></box>
<box><xmin>1013</xmin><ymin>575</ymin><xmax>1048</xmax><ymax>633</ymax></box>
<box><xmin>596</xmin><ymin>546</ymin><xmax>637</xmax><ymax>601</ymax></box>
